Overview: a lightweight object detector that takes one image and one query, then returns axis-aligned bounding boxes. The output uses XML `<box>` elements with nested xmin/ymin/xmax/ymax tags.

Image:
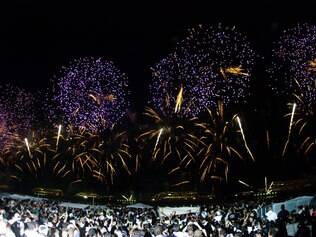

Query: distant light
<box><xmin>83</xmin><ymin>195</ymin><xmax>88</xmax><ymax>199</ymax></box>
<box><xmin>168</xmin><ymin>193</ymin><xmax>171</xmax><ymax>196</ymax></box>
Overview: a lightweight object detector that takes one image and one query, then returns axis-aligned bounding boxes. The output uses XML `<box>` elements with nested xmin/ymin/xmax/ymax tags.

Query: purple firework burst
<box><xmin>268</xmin><ymin>23</ymin><xmax>316</xmax><ymax>109</ymax></box>
<box><xmin>149</xmin><ymin>24</ymin><xmax>256</xmax><ymax>117</ymax></box>
<box><xmin>0</xmin><ymin>84</ymin><xmax>35</xmax><ymax>151</ymax></box>
<box><xmin>53</xmin><ymin>57</ymin><xmax>129</xmax><ymax>132</ymax></box>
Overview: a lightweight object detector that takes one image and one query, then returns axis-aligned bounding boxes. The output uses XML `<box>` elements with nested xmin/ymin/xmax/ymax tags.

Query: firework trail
<box><xmin>55</xmin><ymin>125</ymin><xmax>62</xmax><ymax>151</ymax></box>
<box><xmin>282</xmin><ymin>103</ymin><xmax>296</xmax><ymax>157</ymax></box>
<box><xmin>236</xmin><ymin>116</ymin><xmax>255</xmax><ymax>161</ymax></box>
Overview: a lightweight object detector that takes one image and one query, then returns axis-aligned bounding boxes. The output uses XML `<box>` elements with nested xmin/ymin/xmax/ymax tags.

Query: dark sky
<box><xmin>0</xmin><ymin>2</ymin><xmax>316</xmax><ymax>110</ymax></box>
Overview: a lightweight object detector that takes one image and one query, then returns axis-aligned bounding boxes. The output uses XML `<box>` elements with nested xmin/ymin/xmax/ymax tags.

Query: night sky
<box><xmin>1</xmin><ymin>2</ymin><xmax>316</xmax><ymax>193</ymax></box>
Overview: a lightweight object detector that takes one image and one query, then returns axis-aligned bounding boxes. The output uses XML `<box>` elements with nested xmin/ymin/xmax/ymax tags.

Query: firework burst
<box><xmin>0</xmin><ymin>84</ymin><xmax>35</xmax><ymax>159</ymax></box>
<box><xmin>196</xmin><ymin>102</ymin><xmax>248</xmax><ymax>182</ymax></box>
<box><xmin>269</xmin><ymin>23</ymin><xmax>316</xmax><ymax>109</ymax></box>
<box><xmin>7</xmin><ymin>124</ymin><xmax>131</xmax><ymax>186</ymax></box>
<box><xmin>53</xmin><ymin>125</ymin><xmax>131</xmax><ymax>185</ymax></box>
<box><xmin>9</xmin><ymin>131</ymin><xmax>71</xmax><ymax>183</ymax></box>
<box><xmin>52</xmin><ymin>57</ymin><xmax>129</xmax><ymax>132</ymax></box>
<box><xmin>139</xmin><ymin>107</ymin><xmax>200</xmax><ymax>165</ymax></box>
<box><xmin>269</xmin><ymin>23</ymin><xmax>316</xmax><ymax>158</ymax></box>
<box><xmin>149</xmin><ymin>24</ymin><xmax>255</xmax><ymax>117</ymax></box>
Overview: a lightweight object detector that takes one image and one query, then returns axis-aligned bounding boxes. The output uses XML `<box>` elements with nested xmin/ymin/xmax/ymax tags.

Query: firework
<box><xmin>94</xmin><ymin>130</ymin><xmax>131</xmax><ymax>184</ymax></box>
<box><xmin>174</xmin><ymin>86</ymin><xmax>184</xmax><ymax>113</ymax></box>
<box><xmin>9</xmin><ymin>125</ymin><xmax>131</xmax><ymax>185</ymax></box>
<box><xmin>149</xmin><ymin>24</ymin><xmax>255</xmax><ymax>117</ymax></box>
<box><xmin>52</xmin><ymin>57</ymin><xmax>129</xmax><ymax>132</ymax></box>
<box><xmin>0</xmin><ymin>84</ymin><xmax>35</xmax><ymax>155</ymax></box>
<box><xmin>196</xmin><ymin>102</ymin><xmax>245</xmax><ymax>182</ymax></box>
<box><xmin>10</xmin><ymin>131</ymin><xmax>71</xmax><ymax>183</ymax></box>
<box><xmin>284</xmin><ymin>96</ymin><xmax>316</xmax><ymax>156</ymax></box>
<box><xmin>153</xmin><ymin>128</ymin><xmax>164</xmax><ymax>155</ymax></box>
<box><xmin>24</xmin><ymin>138</ymin><xmax>32</xmax><ymax>158</ymax></box>
<box><xmin>269</xmin><ymin>23</ymin><xmax>316</xmax><ymax>158</ymax></box>
<box><xmin>56</xmin><ymin>124</ymin><xmax>62</xmax><ymax>151</ymax></box>
<box><xmin>139</xmin><ymin>107</ymin><xmax>200</xmax><ymax>164</ymax></box>
<box><xmin>269</xmin><ymin>23</ymin><xmax>316</xmax><ymax>110</ymax></box>
<box><xmin>238</xmin><ymin>180</ymin><xmax>251</xmax><ymax>188</ymax></box>
<box><xmin>59</xmin><ymin>126</ymin><xmax>131</xmax><ymax>184</ymax></box>
<box><xmin>236</xmin><ymin>116</ymin><xmax>255</xmax><ymax>161</ymax></box>
<box><xmin>282</xmin><ymin>103</ymin><xmax>296</xmax><ymax>156</ymax></box>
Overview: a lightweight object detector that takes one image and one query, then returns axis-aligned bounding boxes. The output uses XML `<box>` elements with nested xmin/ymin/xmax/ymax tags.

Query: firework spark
<box><xmin>282</xmin><ymin>103</ymin><xmax>296</xmax><ymax>157</ymax></box>
<box><xmin>24</xmin><ymin>138</ymin><xmax>32</xmax><ymax>158</ymax></box>
<box><xmin>238</xmin><ymin>180</ymin><xmax>251</xmax><ymax>188</ymax></box>
<box><xmin>174</xmin><ymin>86</ymin><xmax>184</xmax><ymax>113</ymax></box>
<box><xmin>153</xmin><ymin>128</ymin><xmax>164</xmax><ymax>156</ymax></box>
<box><xmin>56</xmin><ymin>124</ymin><xmax>62</xmax><ymax>151</ymax></box>
<box><xmin>223</xmin><ymin>66</ymin><xmax>250</xmax><ymax>77</ymax></box>
<box><xmin>236</xmin><ymin>116</ymin><xmax>255</xmax><ymax>161</ymax></box>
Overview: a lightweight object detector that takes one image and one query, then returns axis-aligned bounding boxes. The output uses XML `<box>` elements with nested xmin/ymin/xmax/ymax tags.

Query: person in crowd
<box><xmin>277</xmin><ymin>204</ymin><xmax>289</xmax><ymax>237</ymax></box>
<box><xmin>0</xmin><ymin>195</ymin><xmax>313</xmax><ymax>237</ymax></box>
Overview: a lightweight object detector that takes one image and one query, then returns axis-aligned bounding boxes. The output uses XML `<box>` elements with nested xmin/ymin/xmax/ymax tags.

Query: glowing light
<box><xmin>56</xmin><ymin>125</ymin><xmax>62</xmax><ymax>151</ymax></box>
<box><xmin>174</xmin><ymin>86</ymin><xmax>184</xmax><ymax>113</ymax></box>
<box><xmin>282</xmin><ymin>103</ymin><xmax>296</xmax><ymax>157</ymax></box>
<box><xmin>307</xmin><ymin>59</ymin><xmax>316</xmax><ymax>71</ymax></box>
<box><xmin>236</xmin><ymin>116</ymin><xmax>255</xmax><ymax>161</ymax></box>
<box><xmin>266</xmin><ymin>130</ymin><xmax>270</xmax><ymax>151</ymax></box>
<box><xmin>153</xmin><ymin>128</ymin><xmax>164</xmax><ymax>156</ymax></box>
<box><xmin>238</xmin><ymin>180</ymin><xmax>251</xmax><ymax>188</ymax></box>
<box><xmin>224</xmin><ymin>66</ymin><xmax>249</xmax><ymax>76</ymax></box>
<box><xmin>24</xmin><ymin>138</ymin><xmax>32</xmax><ymax>158</ymax></box>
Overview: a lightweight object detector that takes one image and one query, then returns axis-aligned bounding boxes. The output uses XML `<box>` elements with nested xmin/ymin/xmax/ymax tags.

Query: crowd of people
<box><xmin>0</xmin><ymin>195</ymin><xmax>314</xmax><ymax>237</ymax></box>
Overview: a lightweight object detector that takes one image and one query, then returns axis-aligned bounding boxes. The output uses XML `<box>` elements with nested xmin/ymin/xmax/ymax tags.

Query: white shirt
<box><xmin>24</xmin><ymin>229</ymin><xmax>41</xmax><ymax>237</ymax></box>
<box><xmin>74</xmin><ymin>229</ymin><xmax>80</xmax><ymax>237</ymax></box>
<box><xmin>174</xmin><ymin>231</ymin><xmax>188</xmax><ymax>237</ymax></box>
<box><xmin>214</xmin><ymin>215</ymin><xmax>222</xmax><ymax>223</ymax></box>
<box><xmin>265</xmin><ymin>210</ymin><xmax>278</xmax><ymax>222</ymax></box>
